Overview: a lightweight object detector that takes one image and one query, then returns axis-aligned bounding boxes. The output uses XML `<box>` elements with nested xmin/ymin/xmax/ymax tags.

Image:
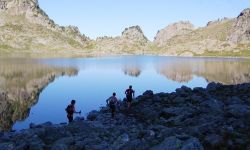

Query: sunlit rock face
<box><xmin>155</xmin><ymin>59</ymin><xmax>250</xmax><ymax>84</ymax></box>
<box><xmin>95</xmin><ymin>25</ymin><xmax>149</xmax><ymax>54</ymax></box>
<box><xmin>0</xmin><ymin>0</ymin><xmax>89</xmax><ymax>51</ymax></box>
<box><xmin>228</xmin><ymin>8</ymin><xmax>250</xmax><ymax>43</ymax></box>
<box><xmin>154</xmin><ymin>21</ymin><xmax>194</xmax><ymax>46</ymax></box>
<box><xmin>0</xmin><ymin>59</ymin><xmax>78</xmax><ymax>131</ymax></box>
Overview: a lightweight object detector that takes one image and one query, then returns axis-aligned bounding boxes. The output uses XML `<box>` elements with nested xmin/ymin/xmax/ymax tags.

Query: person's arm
<box><xmin>106</xmin><ymin>97</ymin><xmax>111</xmax><ymax>105</ymax></box>
<box><xmin>133</xmin><ymin>90</ymin><xmax>135</xmax><ymax>97</ymax></box>
<box><xmin>73</xmin><ymin>106</ymin><xmax>81</xmax><ymax>114</ymax></box>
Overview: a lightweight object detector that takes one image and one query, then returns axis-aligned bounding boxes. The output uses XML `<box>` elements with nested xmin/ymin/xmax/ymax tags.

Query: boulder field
<box><xmin>0</xmin><ymin>82</ymin><xmax>250</xmax><ymax>149</ymax></box>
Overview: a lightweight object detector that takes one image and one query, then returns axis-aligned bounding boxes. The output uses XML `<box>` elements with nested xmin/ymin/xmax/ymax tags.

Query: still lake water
<box><xmin>1</xmin><ymin>56</ymin><xmax>250</xmax><ymax>131</ymax></box>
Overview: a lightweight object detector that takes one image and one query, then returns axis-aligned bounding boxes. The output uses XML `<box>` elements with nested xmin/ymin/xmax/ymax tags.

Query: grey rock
<box><xmin>181</xmin><ymin>137</ymin><xmax>204</xmax><ymax>150</ymax></box>
<box><xmin>226</xmin><ymin>104</ymin><xmax>250</xmax><ymax>117</ymax></box>
<box><xmin>200</xmin><ymin>98</ymin><xmax>224</xmax><ymax>112</ymax></box>
<box><xmin>204</xmin><ymin>134</ymin><xmax>223</xmax><ymax>147</ymax></box>
<box><xmin>143</xmin><ymin>90</ymin><xmax>154</xmax><ymax>96</ymax></box>
<box><xmin>0</xmin><ymin>143</ymin><xmax>15</xmax><ymax>150</ymax></box>
<box><xmin>150</xmin><ymin>136</ymin><xmax>182</xmax><ymax>150</ymax></box>
<box><xmin>87</xmin><ymin>110</ymin><xmax>99</xmax><ymax>121</ymax></box>
<box><xmin>206</xmin><ymin>82</ymin><xmax>222</xmax><ymax>92</ymax></box>
<box><xmin>51</xmin><ymin>144</ymin><xmax>68</xmax><ymax>150</ymax></box>
<box><xmin>74</xmin><ymin>117</ymin><xmax>85</xmax><ymax>121</ymax></box>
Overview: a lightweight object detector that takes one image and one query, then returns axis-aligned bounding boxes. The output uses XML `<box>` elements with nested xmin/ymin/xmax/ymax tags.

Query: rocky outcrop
<box><xmin>228</xmin><ymin>8</ymin><xmax>250</xmax><ymax>43</ymax></box>
<box><xmin>0</xmin><ymin>0</ymin><xmax>89</xmax><ymax>51</ymax></box>
<box><xmin>121</xmin><ymin>26</ymin><xmax>148</xmax><ymax>44</ymax></box>
<box><xmin>154</xmin><ymin>21</ymin><xmax>194</xmax><ymax>46</ymax></box>
<box><xmin>1</xmin><ymin>82</ymin><xmax>250</xmax><ymax>149</ymax></box>
<box><xmin>94</xmin><ymin>25</ymin><xmax>149</xmax><ymax>54</ymax></box>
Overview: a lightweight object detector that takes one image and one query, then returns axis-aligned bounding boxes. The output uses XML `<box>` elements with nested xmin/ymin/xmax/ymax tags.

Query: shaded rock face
<box><xmin>154</xmin><ymin>21</ymin><xmax>194</xmax><ymax>46</ymax></box>
<box><xmin>228</xmin><ymin>8</ymin><xmax>250</xmax><ymax>43</ymax></box>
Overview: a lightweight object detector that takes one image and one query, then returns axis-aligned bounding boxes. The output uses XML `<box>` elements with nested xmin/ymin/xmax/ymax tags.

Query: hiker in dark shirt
<box><xmin>106</xmin><ymin>92</ymin><xmax>119</xmax><ymax>118</ymax></box>
<box><xmin>65</xmin><ymin>100</ymin><xmax>81</xmax><ymax>123</ymax></box>
<box><xmin>125</xmin><ymin>85</ymin><xmax>135</xmax><ymax>109</ymax></box>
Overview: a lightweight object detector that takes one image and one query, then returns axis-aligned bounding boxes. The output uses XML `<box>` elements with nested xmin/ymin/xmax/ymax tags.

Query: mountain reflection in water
<box><xmin>0</xmin><ymin>59</ymin><xmax>78</xmax><ymax>131</ymax></box>
<box><xmin>155</xmin><ymin>59</ymin><xmax>250</xmax><ymax>84</ymax></box>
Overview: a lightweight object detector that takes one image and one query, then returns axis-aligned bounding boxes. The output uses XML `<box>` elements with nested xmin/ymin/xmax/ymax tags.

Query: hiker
<box><xmin>65</xmin><ymin>100</ymin><xmax>81</xmax><ymax>123</ymax></box>
<box><xmin>106</xmin><ymin>92</ymin><xmax>119</xmax><ymax>118</ymax></box>
<box><xmin>125</xmin><ymin>85</ymin><xmax>135</xmax><ymax>109</ymax></box>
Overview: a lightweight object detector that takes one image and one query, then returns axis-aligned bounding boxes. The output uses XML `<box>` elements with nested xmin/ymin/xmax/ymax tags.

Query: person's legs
<box><xmin>127</xmin><ymin>97</ymin><xmax>132</xmax><ymax>109</ymax></box>
<box><xmin>111</xmin><ymin>106</ymin><xmax>115</xmax><ymax>118</ymax></box>
<box><xmin>67</xmin><ymin>115</ymin><xmax>73</xmax><ymax>123</ymax></box>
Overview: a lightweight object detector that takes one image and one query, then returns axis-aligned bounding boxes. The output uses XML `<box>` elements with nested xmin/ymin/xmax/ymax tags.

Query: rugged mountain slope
<box><xmin>154</xmin><ymin>21</ymin><xmax>194</xmax><ymax>46</ymax></box>
<box><xmin>0</xmin><ymin>1</ymin><xmax>249</xmax><ymax>57</ymax></box>
<box><xmin>0</xmin><ymin>0</ymin><xmax>89</xmax><ymax>51</ymax></box>
<box><xmin>228</xmin><ymin>8</ymin><xmax>250</xmax><ymax>43</ymax></box>
<box><xmin>153</xmin><ymin>9</ymin><xmax>250</xmax><ymax>56</ymax></box>
<box><xmin>94</xmin><ymin>26</ymin><xmax>149</xmax><ymax>54</ymax></box>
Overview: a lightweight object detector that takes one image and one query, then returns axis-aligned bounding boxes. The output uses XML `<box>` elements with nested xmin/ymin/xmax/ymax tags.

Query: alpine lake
<box><xmin>1</xmin><ymin>56</ymin><xmax>250</xmax><ymax>131</ymax></box>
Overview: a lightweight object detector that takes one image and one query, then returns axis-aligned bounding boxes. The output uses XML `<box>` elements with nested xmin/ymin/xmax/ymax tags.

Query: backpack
<box><xmin>65</xmin><ymin>105</ymin><xmax>73</xmax><ymax>114</ymax></box>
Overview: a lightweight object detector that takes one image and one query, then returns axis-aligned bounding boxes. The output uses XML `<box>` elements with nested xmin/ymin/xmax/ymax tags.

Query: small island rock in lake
<box><xmin>1</xmin><ymin>82</ymin><xmax>250</xmax><ymax>149</ymax></box>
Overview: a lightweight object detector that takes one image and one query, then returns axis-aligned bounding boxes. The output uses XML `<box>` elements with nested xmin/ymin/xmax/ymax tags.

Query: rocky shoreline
<box><xmin>1</xmin><ymin>82</ymin><xmax>250</xmax><ymax>149</ymax></box>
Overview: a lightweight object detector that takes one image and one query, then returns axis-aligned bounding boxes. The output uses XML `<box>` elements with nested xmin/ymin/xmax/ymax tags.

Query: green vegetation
<box><xmin>195</xmin><ymin>50</ymin><xmax>250</xmax><ymax>57</ymax></box>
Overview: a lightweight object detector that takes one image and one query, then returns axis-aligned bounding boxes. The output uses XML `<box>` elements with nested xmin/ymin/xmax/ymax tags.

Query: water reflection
<box><xmin>155</xmin><ymin>58</ymin><xmax>250</xmax><ymax>84</ymax></box>
<box><xmin>0</xmin><ymin>59</ymin><xmax>78</xmax><ymax>131</ymax></box>
<box><xmin>123</xmin><ymin>65</ymin><xmax>141</xmax><ymax>77</ymax></box>
<box><xmin>156</xmin><ymin>61</ymin><xmax>194</xmax><ymax>83</ymax></box>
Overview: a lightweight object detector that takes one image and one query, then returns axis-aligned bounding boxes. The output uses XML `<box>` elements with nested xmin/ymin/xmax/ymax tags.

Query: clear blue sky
<box><xmin>39</xmin><ymin>0</ymin><xmax>249</xmax><ymax>40</ymax></box>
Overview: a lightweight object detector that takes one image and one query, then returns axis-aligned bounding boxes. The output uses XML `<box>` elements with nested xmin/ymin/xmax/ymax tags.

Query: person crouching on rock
<box><xmin>125</xmin><ymin>85</ymin><xmax>135</xmax><ymax>109</ymax></box>
<box><xmin>106</xmin><ymin>92</ymin><xmax>118</xmax><ymax>118</ymax></box>
<box><xmin>65</xmin><ymin>100</ymin><xmax>81</xmax><ymax>123</ymax></box>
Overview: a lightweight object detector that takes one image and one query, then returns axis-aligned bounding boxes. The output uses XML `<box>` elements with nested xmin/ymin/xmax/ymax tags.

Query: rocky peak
<box><xmin>206</xmin><ymin>17</ymin><xmax>230</xmax><ymax>26</ymax></box>
<box><xmin>154</xmin><ymin>21</ymin><xmax>194</xmax><ymax>46</ymax></box>
<box><xmin>0</xmin><ymin>0</ymin><xmax>38</xmax><ymax>13</ymax></box>
<box><xmin>228</xmin><ymin>8</ymin><xmax>250</xmax><ymax>43</ymax></box>
<box><xmin>121</xmin><ymin>25</ymin><xmax>148</xmax><ymax>42</ymax></box>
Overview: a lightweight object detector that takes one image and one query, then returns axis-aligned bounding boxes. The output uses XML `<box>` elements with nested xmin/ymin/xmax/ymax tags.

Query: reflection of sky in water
<box><xmin>13</xmin><ymin>56</ymin><xmax>249</xmax><ymax>130</ymax></box>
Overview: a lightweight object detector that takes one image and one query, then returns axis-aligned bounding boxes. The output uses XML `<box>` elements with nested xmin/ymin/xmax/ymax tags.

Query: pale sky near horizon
<box><xmin>39</xmin><ymin>0</ymin><xmax>250</xmax><ymax>41</ymax></box>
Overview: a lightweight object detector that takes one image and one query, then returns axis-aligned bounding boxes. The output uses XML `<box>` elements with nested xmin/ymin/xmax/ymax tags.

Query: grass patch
<box><xmin>195</xmin><ymin>50</ymin><xmax>250</xmax><ymax>57</ymax></box>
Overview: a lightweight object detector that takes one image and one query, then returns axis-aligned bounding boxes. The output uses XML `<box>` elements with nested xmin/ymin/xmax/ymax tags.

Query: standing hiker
<box><xmin>106</xmin><ymin>92</ymin><xmax>119</xmax><ymax>118</ymax></box>
<box><xmin>65</xmin><ymin>100</ymin><xmax>81</xmax><ymax>123</ymax></box>
<box><xmin>125</xmin><ymin>85</ymin><xmax>135</xmax><ymax>109</ymax></box>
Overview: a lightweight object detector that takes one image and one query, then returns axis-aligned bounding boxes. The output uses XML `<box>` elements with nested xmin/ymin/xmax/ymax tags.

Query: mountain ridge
<box><xmin>0</xmin><ymin>0</ymin><xmax>250</xmax><ymax>57</ymax></box>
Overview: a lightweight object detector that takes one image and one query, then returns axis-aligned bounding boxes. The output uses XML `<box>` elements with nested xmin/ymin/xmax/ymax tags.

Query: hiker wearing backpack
<box><xmin>125</xmin><ymin>85</ymin><xmax>135</xmax><ymax>109</ymax></box>
<box><xmin>106</xmin><ymin>92</ymin><xmax>119</xmax><ymax>118</ymax></box>
<box><xmin>66</xmin><ymin>100</ymin><xmax>81</xmax><ymax>123</ymax></box>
